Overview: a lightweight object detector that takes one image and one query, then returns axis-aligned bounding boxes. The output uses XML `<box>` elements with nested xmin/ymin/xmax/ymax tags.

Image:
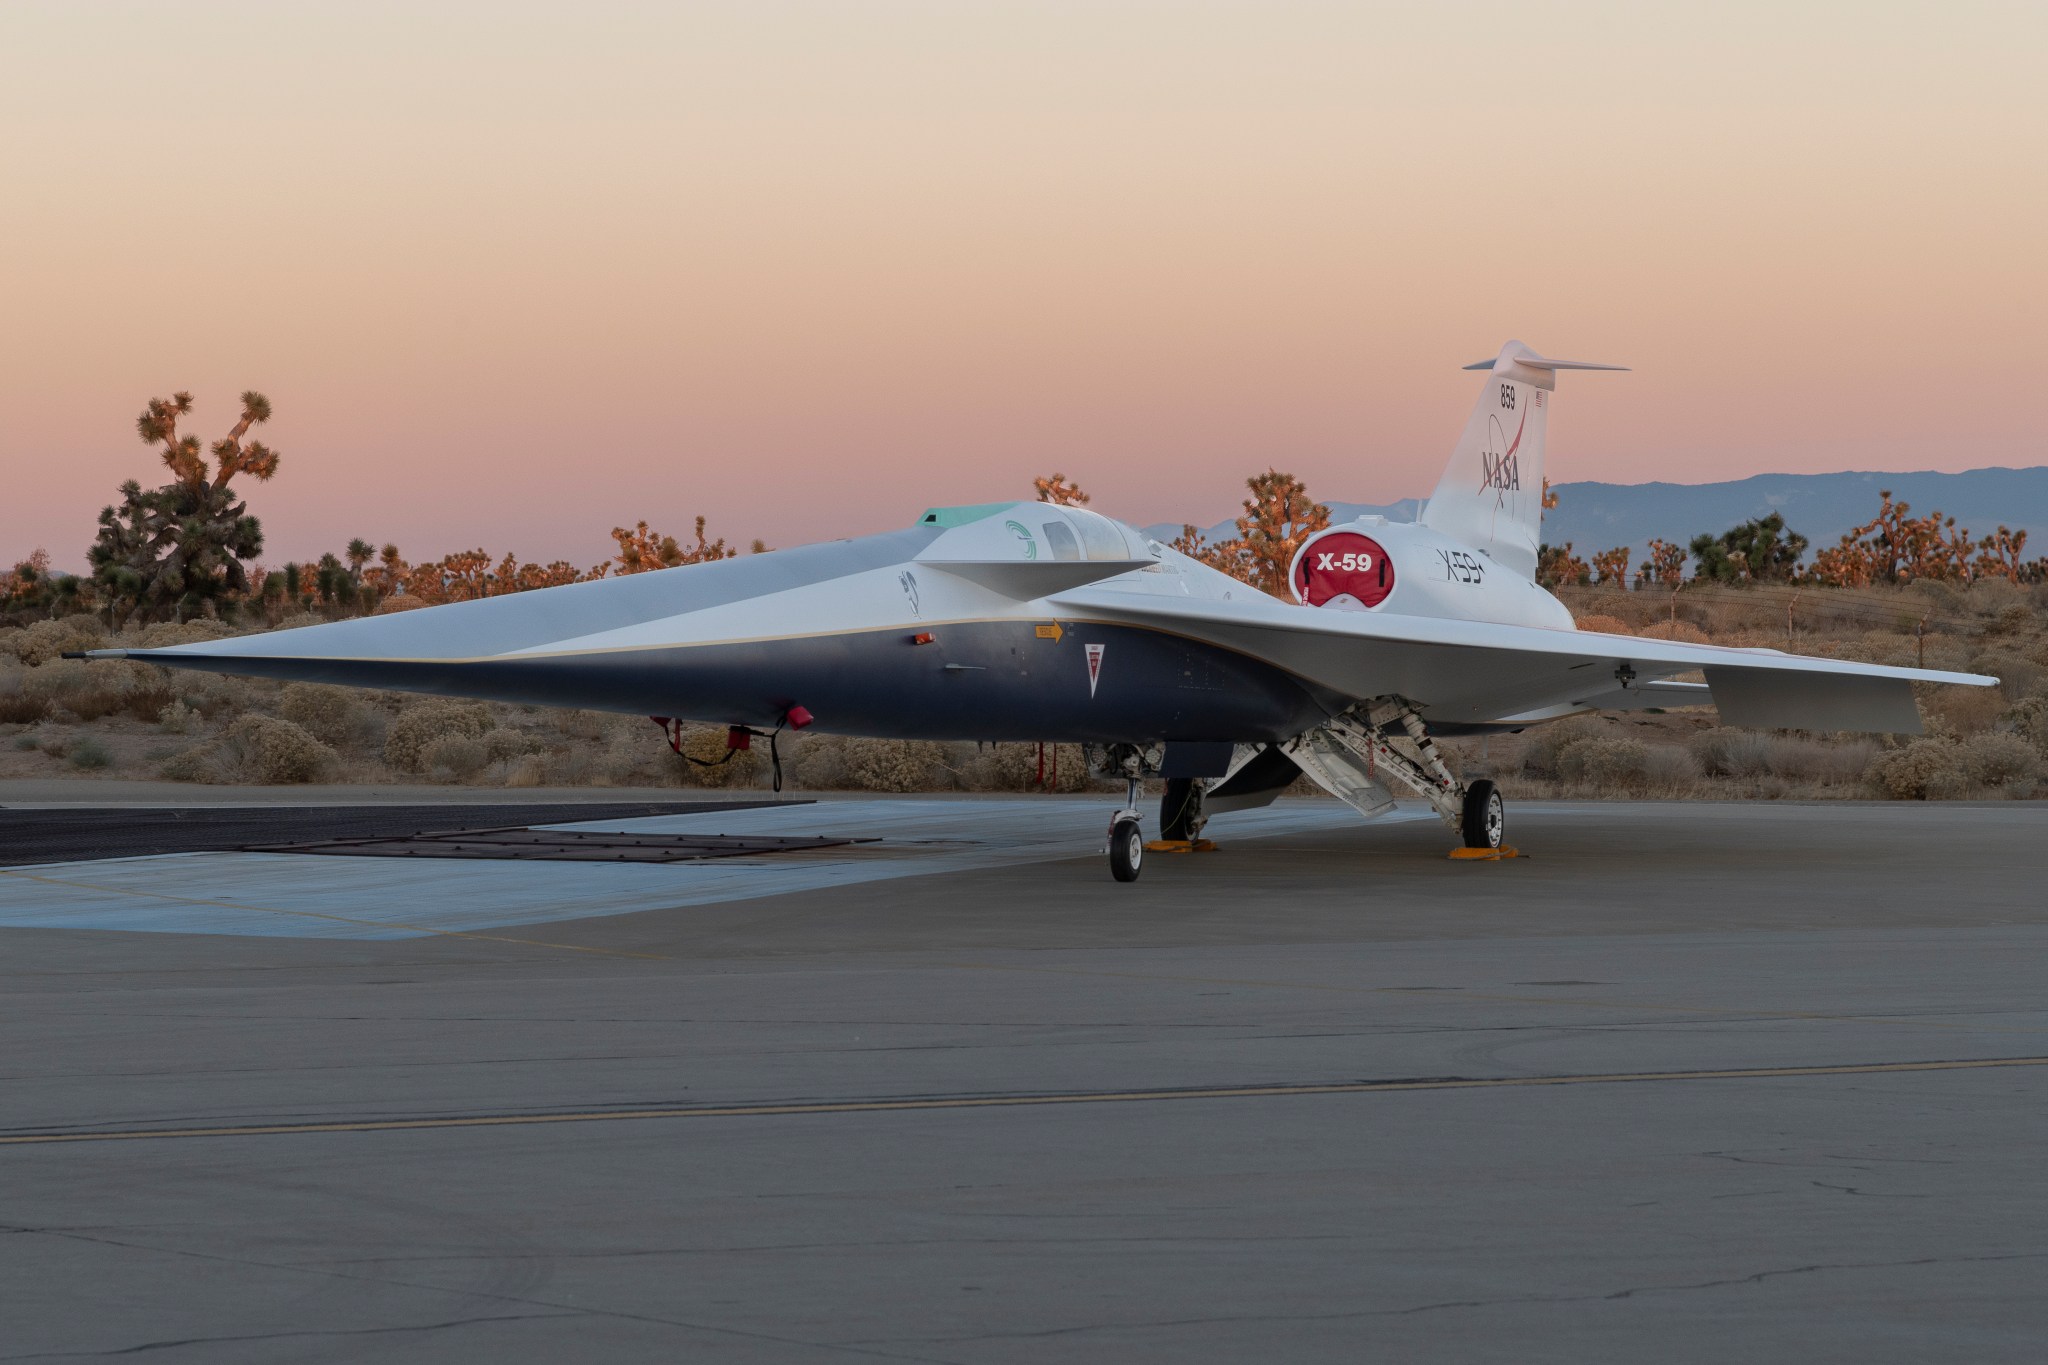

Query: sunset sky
<box><xmin>3</xmin><ymin>1</ymin><xmax>2043</xmax><ymax>569</ymax></box>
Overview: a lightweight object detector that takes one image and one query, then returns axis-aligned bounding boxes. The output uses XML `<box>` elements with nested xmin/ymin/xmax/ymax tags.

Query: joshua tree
<box><xmin>1033</xmin><ymin>473</ymin><xmax>1090</xmax><ymax>507</ymax></box>
<box><xmin>610</xmin><ymin>517</ymin><xmax>734</xmax><ymax>575</ymax></box>
<box><xmin>1536</xmin><ymin>542</ymin><xmax>1592</xmax><ymax>589</ymax></box>
<box><xmin>1590</xmin><ymin>546</ymin><xmax>1631</xmax><ymax>587</ymax></box>
<box><xmin>1224</xmin><ymin>470</ymin><xmax>1330</xmax><ymax>598</ymax></box>
<box><xmin>89</xmin><ymin>391</ymin><xmax>279</xmax><ymax>622</ymax></box>
<box><xmin>1690</xmin><ymin>513</ymin><xmax>1808</xmax><ymax>583</ymax></box>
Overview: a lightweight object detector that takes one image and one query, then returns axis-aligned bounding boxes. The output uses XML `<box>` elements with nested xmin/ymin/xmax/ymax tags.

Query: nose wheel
<box><xmin>1108</xmin><ymin>816</ymin><xmax>1145</xmax><ymax>881</ymax></box>
<box><xmin>1107</xmin><ymin>773</ymin><xmax>1146</xmax><ymax>882</ymax></box>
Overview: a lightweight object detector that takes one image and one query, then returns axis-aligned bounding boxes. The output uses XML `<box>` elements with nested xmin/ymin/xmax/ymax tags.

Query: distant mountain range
<box><xmin>1143</xmin><ymin>466</ymin><xmax>2048</xmax><ymax>564</ymax></box>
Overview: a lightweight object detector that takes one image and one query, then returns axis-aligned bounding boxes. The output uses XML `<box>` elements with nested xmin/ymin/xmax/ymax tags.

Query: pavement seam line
<box><xmin>0</xmin><ymin>866</ymin><xmax>665</xmax><ymax>961</ymax></box>
<box><xmin>6</xmin><ymin>1055</ymin><xmax>2044</xmax><ymax>1146</ymax></box>
<box><xmin>942</xmin><ymin>961</ymin><xmax>2010</xmax><ymax>1032</ymax></box>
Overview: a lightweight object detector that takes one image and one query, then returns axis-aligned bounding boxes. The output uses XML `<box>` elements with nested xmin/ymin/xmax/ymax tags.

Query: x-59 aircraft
<box><xmin>91</xmin><ymin>341</ymin><xmax>1994</xmax><ymax>880</ymax></box>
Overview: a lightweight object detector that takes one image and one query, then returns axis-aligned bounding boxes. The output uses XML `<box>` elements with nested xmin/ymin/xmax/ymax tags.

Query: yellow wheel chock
<box><xmin>1448</xmin><ymin>845</ymin><xmax>1525</xmax><ymax>861</ymax></box>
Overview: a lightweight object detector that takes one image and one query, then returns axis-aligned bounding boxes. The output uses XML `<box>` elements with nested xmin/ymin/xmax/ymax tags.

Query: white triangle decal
<box><xmin>1085</xmin><ymin>643</ymin><xmax>1105</xmax><ymax>698</ymax></box>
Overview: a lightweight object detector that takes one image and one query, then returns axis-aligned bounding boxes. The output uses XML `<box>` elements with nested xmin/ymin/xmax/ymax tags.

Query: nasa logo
<box><xmin>1293</xmin><ymin>531</ymin><xmax>1395</xmax><ymax>608</ymax></box>
<box><xmin>1480</xmin><ymin>450</ymin><xmax>1519</xmax><ymax>495</ymax></box>
<box><xmin>1479</xmin><ymin>408</ymin><xmax>1528</xmax><ymax>506</ymax></box>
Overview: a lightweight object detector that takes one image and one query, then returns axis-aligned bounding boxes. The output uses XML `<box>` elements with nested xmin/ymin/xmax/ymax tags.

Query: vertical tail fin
<box><xmin>1418</xmin><ymin>340</ymin><xmax>1625</xmax><ymax>579</ymax></box>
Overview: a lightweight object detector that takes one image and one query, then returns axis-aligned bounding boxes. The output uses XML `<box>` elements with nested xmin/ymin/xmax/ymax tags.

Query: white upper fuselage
<box><xmin>913</xmin><ymin>504</ymin><xmax>1576</xmax><ymax>634</ymax></box>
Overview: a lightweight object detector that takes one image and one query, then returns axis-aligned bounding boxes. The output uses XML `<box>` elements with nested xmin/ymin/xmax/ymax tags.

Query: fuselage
<box><xmin>133</xmin><ymin>501</ymin><xmax>1583</xmax><ymax>744</ymax></box>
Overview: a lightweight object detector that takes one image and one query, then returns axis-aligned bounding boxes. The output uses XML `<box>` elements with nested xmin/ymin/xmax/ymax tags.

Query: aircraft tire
<box><xmin>1109</xmin><ymin>817</ymin><xmax>1145</xmax><ymax>882</ymax></box>
<box><xmin>1461</xmin><ymin>780</ymin><xmax>1504</xmax><ymax>849</ymax></box>
<box><xmin>1159</xmin><ymin>779</ymin><xmax>1198</xmax><ymax>842</ymax></box>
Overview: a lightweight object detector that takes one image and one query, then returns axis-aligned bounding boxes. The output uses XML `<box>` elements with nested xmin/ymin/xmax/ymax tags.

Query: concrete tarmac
<box><xmin>3</xmin><ymin>798</ymin><xmax>2045</xmax><ymax>1363</ymax></box>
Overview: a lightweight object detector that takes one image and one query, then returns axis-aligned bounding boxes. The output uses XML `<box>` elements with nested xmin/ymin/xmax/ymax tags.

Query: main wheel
<box><xmin>1109</xmin><ymin>817</ymin><xmax>1145</xmax><ymax>882</ymax></box>
<box><xmin>1159</xmin><ymin>778</ymin><xmax>1198</xmax><ymax>842</ymax></box>
<box><xmin>1461</xmin><ymin>779</ymin><xmax>1504</xmax><ymax>849</ymax></box>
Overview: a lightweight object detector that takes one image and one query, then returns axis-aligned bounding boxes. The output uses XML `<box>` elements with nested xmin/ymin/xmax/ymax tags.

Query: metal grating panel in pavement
<box><xmin>246</xmin><ymin>826</ymin><xmax>875</xmax><ymax>864</ymax></box>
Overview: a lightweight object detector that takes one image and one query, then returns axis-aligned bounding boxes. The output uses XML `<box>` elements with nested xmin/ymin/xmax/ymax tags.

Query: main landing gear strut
<box><xmin>1282</xmin><ymin>698</ymin><xmax>1513</xmax><ymax>857</ymax></box>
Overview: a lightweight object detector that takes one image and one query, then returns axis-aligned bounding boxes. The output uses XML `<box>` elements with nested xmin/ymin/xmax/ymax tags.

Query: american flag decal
<box><xmin>1534</xmin><ymin>391</ymin><xmax>1545</xmax><ymax>408</ymax></box>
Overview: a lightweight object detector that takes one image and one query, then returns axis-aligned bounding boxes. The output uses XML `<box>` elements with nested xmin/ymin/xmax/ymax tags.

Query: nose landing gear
<box><xmin>1090</xmin><ymin>743</ymin><xmax>1166</xmax><ymax>883</ymax></box>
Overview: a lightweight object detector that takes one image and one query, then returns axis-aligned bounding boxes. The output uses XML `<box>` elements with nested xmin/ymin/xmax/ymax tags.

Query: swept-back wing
<box><xmin>1049</xmin><ymin>583</ymin><xmax>1991</xmax><ymax>733</ymax></box>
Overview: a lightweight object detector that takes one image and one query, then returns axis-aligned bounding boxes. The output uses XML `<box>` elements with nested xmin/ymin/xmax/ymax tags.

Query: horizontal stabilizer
<box><xmin>1704</xmin><ymin>667</ymin><xmax>1924</xmax><ymax>734</ymax></box>
<box><xmin>1462</xmin><ymin>357</ymin><xmax>1629</xmax><ymax>372</ymax></box>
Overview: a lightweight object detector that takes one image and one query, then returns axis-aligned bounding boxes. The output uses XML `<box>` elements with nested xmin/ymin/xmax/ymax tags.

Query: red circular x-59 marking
<box><xmin>1292</xmin><ymin>531</ymin><xmax>1395</xmax><ymax>608</ymax></box>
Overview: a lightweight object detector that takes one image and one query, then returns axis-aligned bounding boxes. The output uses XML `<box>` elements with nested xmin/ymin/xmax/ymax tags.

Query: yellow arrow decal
<box><xmin>1035</xmin><ymin>623</ymin><xmax>1063</xmax><ymax>641</ymax></box>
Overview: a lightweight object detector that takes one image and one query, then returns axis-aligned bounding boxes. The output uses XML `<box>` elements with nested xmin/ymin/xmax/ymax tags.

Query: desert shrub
<box><xmin>669</xmin><ymin>725</ymin><xmax>762</xmax><ymax>788</ymax></box>
<box><xmin>1986</xmin><ymin>603</ymin><xmax>2039</xmax><ymax>637</ymax></box>
<box><xmin>1689</xmin><ymin>729</ymin><xmax>1775</xmax><ymax>778</ymax></box>
<box><xmin>122</xmin><ymin>685</ymin><xmax>177</xmax><ymax>722</ymax></box>
<box><xmin>55</xmin><ymin>689</ymin><xmax>131</xmax><ymax>722</ymax></box>
<box><xmin>953</xmin><ymin>741</ymin><xmax>1096</xmax><ymax>793</ymax></box>
<box><xmin>1519</xmin><ymin>716</ymin><xmax>1606</xmax><ymax>778</ymax></box>
<box><xmin>14</xmin><ymin>733</ymin><xmax>41</xmax><ymax>750</ymax></box>
<box><xmin>1841</xmin><ymin>631</ymin><xmax>1921</xmax><ymax>669</ymax></box>
<box><xmin>842</xmin><ymin>738</ymin><xmax>952</xmax><ymax>792</ymax></box>
<box><xmin>68</xmin><ymin>737</ymin><xmax>112</xmax><ymax>771</ymax></box>
<box><xmin>1962</xmin><ymin>577</ymin><xmax>2026</xmax><ymax>619</ymax></box>
<box><xmin>420</xmin><ymin>734</ymin><xmax>491</xmax><ymax>780</ymax></box>
<box><xmin>548</xmin><ymin>709</ymin><xmax>607</xmax><ymax>741</ymax></box>
<box><xmin>1761</xmin><ymin>735</ymin><xmax>1879</xmax><ymax>785</ymax></box>
<box><xmin>383</xmin><ymin>701</ymin><xmax>495</xmax><ymax>772</ymax></box>
<box><xmin>484</xmin><ymin>728</ymin><xmax>546</xmax><ymax>762</ymax></box>
<box><xmin>375</xmin><ymin>594</ymin><xmax>429</xmax><ymax>614</ymax></box>
<box><xmin>1865</xmin><ymin>740</ymin><xmax>1972</xmax><ymax>800</ymax></box>
<box><xmin>11</xmin><ymin>617</ymin><xmax>105</xmax><ymax>666</ymax></box>
<box><xmin>1924</xmin><ymin>683</ymin><xmax>2004</xmax><ymax>738</ymax></box>
<box><xmin>19</xmin><ymin>660</ymin><xmax>92</xmax><ymax>698</ymax></box>
<box><xmin>1572</xmin><ymin>614</ymin><xmax>1633</xmax><ymax>636</ymax></box>
<box><xmin>278</xmin><ymin>683</ymin><xmax>371</xmax><ymax>748</ymax></box>
<box><xmin>545</xmin><ymin>746</ymin><xmax>602</xmax><ymax>785</ymax></box>
<box><xmin>1968</xmin><ymin>649</ymin><xmax>2044</xmax><ymax>701</ymax></box>
<box><xmin>1557</xmin><ymin>736</ymin><xmax>1651</xmax><ymax>789</ymax></box>
<box><xmin>1640</xmin><ymin>744</ymin><xmax>1702</xmax><ymax>786</ymax></box>
<box><xmin>0</xmin><ymin>692</ymin><xmax>50</xmax><ymax>724</ymax></box>
<box><xmin>503</xmin><ymin>754</ymin><xmax>548</xmax><ymax>788</ymax></box>
<box><xmin>37</xmin><ymin>732</ymin><xmax>71</xmax><ymax>757</ymax></box>
<box><xmin>156</xmin><ymin>699</ymin><xmax>197</xmax><ymax>733</ymax></box>
<box><xmin>1635</xmin><ymin>619</ymin><xmax>1711</xmax><ymax>644</ymax></box>
<box><xmin>1960</xmin><ymin>732</ymin><xmax>2038</xmax><ymax>788</ymax></box>
<box><xmin>131</xmin><ymin>619</ymin><xmax>238</xmax><ymax>648</ymax></box>
<box><xmin>162</xmin><ymin>714</ymin><xmax>335</xmax><ymax>784</ymax></box>
<box><xmin>782</xmin><ymin>732</ymin><xmax>850</xmax><ymax>788</ymax></box>
<box><xmin>1909</xmin><ymin>579</ymin><xmax>1970</xmax><ymax>617</ymax></box>
<box><xmin>230</xmin><ymin>715</ymin><xmax>337</xmax><ymax>784</ymax></box>
<box><xmin>175</xmin><ymin>672</ymin><xmax>261</xmax><ymax>719</ymax></box>
<box><xmin>2003</xmin><ymin>696</ymin><xmax>2048</xmax><ymax>755</ymax></box>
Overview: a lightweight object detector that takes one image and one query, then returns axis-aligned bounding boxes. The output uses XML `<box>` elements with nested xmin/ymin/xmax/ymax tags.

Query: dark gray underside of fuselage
<box><xmin>141</xmin><ymin>621</ymin><xmax>1345</xmax><ymax>744</ymax></box>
